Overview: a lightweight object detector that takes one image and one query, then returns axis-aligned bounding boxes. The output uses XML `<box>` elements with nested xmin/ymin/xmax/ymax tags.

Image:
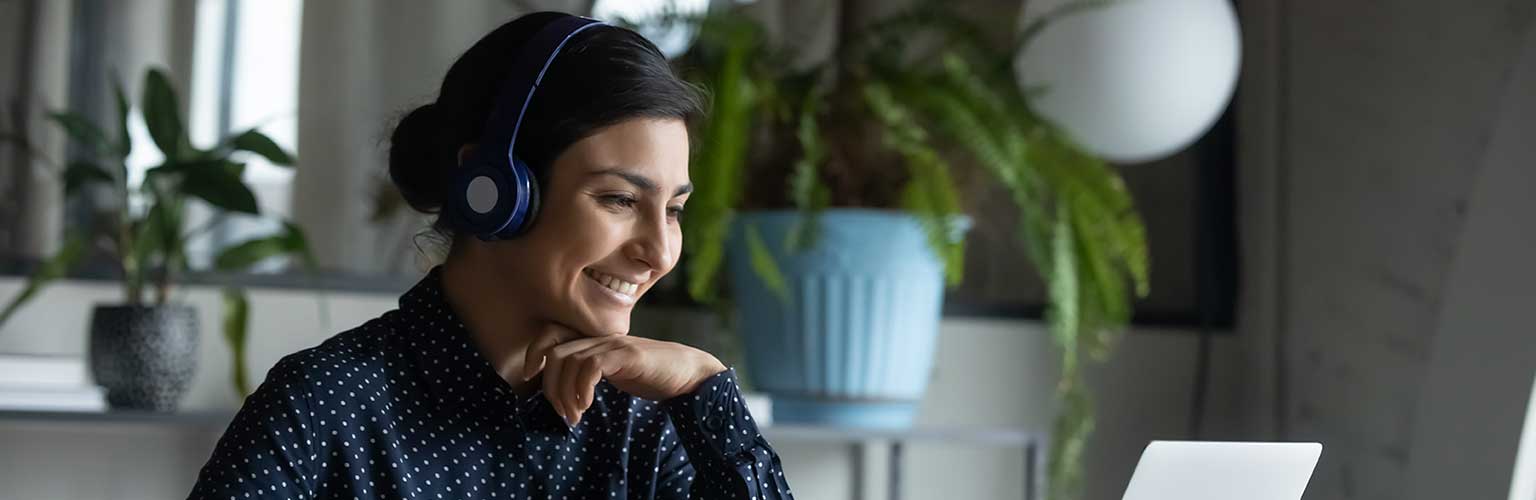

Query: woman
<box><xmin>188</xmin><ymin>12</ymin><xmax>794</xmax><ymax>500</ymax></box>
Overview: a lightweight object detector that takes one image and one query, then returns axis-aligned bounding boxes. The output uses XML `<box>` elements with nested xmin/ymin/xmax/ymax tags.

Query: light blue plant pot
<box><xmin>726</xmin><ymin>209</ymin><xmax>956</xmax><ymax>429</ymax></box>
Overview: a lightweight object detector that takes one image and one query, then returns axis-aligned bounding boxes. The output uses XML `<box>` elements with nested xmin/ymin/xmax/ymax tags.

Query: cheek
<box><xmin>543</xmin><ymin>202</ymin><xmax>612</xmax><ymax>250</ymax></box>
<box><xmin>543</xmin><ymin>209</ymin><xmax>629</xmax><ymax>282</ymax></box>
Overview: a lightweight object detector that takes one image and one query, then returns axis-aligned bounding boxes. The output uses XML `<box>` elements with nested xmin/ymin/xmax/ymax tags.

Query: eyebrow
<box><xmin>592</xmin><ymin>168</ymin><xmax>693</xmax><ymax>197</ymax></box>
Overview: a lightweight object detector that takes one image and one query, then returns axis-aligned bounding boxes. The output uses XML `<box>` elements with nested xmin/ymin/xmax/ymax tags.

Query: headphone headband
<box><xmin>475</xmin><ymin>15</ymin><xmax>606</xmax><ymax>161</ymax></box>
<box><xmin>452</xmin><ymin>14</ymin><xmax>606</xmax><ymax>240</ymax></box>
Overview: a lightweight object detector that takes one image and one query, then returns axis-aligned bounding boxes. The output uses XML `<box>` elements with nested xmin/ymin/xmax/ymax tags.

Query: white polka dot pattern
<box><xmin>186</xmin><ymin>267</ymin><xmax>794</xmax><ymax>499</ymax></box>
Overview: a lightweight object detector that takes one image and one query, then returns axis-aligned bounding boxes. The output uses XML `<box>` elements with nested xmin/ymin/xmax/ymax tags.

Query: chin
<box><xmin>567</xmin><ymin>281</ymin><xmax>644</xmax><ymax>336</ymax></box>
<box><xmin>597</xmin><ymin>312</ymin><xmax>633</xmax><ymax>336</ymax></box>
<box><xmin>568</xmin><ymin>309</ymin><xmax>631</xmax><ymax>337</ymax></box>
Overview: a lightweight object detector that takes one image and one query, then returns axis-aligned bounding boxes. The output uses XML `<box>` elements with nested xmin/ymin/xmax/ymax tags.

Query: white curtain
<box><xmin>0</xmin><ymin>0</ymin><xmax>71</xmax><ymax>261</ymax></box>
<box><xmin>1</xmin><ymin>0</ymin><xmax>197</xmax><ymax>261</ymax></box>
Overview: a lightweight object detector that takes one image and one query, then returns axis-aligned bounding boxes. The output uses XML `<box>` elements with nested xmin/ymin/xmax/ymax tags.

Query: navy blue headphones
<box><xmin>447</xmin><ymin>14</ymin><xmax>607</xmax><ymax>241</ymax></box>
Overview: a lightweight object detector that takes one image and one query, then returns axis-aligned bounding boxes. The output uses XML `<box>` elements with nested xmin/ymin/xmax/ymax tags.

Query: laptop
<box><xmin>1121</xmin><ymin>441</ymin><xmax>1323</xmax><ymax>500</ymax></box>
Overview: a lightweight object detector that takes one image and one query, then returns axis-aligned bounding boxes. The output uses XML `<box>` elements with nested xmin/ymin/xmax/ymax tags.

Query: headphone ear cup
<box><xmin>522</xmin><ymin>168</ymin><xmax>540</xmax><ymax>233</ymax></box>
<box><xmin>501</xmin><ymin>155</ymin><xmax>540</xmax><ymax>237</ymax></box>
<box><xmin>449</xmin><ymin>157</ymin><xmax>516</xmax><ymax>240</ymax></box>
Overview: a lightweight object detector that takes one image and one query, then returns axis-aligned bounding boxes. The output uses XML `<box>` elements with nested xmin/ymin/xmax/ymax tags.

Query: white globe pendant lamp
<box><xmin>1015</xmin><ymin>0</ymin><xmax>1242</xmax><ymax>164</ymax></box>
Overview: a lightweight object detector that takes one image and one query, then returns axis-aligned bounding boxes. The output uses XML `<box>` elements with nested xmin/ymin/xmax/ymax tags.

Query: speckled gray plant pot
<box><xmin>88</xmin><ymin>305</ymin><xmax>199</xmax><ymax>411</ymax></box>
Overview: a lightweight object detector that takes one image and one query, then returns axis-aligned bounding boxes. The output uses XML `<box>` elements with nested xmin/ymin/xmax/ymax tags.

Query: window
<box><xmin>181</xmin><ymin>0</ymin><xmax>303</xmax><ymax>269</ymax></box>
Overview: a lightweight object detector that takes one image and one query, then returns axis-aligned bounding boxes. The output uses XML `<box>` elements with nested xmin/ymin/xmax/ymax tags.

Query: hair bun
<box><xmin>388</xmin><ymin>103</ymin><xmax>449</xmax><ymax>213</ymax></box>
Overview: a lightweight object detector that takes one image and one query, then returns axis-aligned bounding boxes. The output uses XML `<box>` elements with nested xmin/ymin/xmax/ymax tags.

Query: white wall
<box><xmin>0</xmin><ymin>277</ymin><xmax>1232</xmax><ymax>500</ymax></box>
<box><xmin>1400</xmin><ymin>18</ymin><xmax>1536</xmax><ymax>500</ymax></box>
<box><xmin>1235</xmin><ymin>1</ymin><xmax>1536</xmax><ymax>499</ymax></box>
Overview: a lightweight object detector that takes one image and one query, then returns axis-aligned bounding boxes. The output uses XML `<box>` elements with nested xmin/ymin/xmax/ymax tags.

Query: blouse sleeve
<box><xmin>656</xmin><ymin>368</ymin><xmax>795</xmax><ymax>499</ymax></box>
<box><xmin>186</xmin><ymin>354</ymin><xmax>322</xmax><ymax>499</ymax></box>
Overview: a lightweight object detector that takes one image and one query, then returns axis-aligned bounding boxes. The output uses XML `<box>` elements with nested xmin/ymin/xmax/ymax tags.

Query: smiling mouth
<box><xmin>583</xmin><ymin>268</ymin><xmax>640</xmax><ymax>298</ymax></box>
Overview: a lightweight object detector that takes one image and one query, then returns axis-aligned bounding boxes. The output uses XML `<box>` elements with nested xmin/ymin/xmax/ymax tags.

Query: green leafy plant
<box><xmin>0</xmin><ymin>68</ymin><xmax>313</xmax><ymax>398</ymax></box>
<box><xmin>623</xmin><ymin>3</ymin><xmax>1148</xmax><ymax>499</ymax></box>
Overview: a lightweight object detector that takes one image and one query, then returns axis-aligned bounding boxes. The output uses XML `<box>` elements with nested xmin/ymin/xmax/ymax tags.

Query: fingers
<box><xmin>522</xmin><ymin>333</ymin><xmax>560</xmax><ymax>382</ymax></box>
<box><xmin>541</xmin><ymin>344</ymin><xmax>568</xmax><ymax>424</ymax></box>
<box><xmin>536</xmin><ymin>335</ymin><xmax>615</xmax><ymax>427</ymax></box>
<box><xmin>522</xmin><ymin>323</ymin><xmax>584</xmax><ymax>381</ymax></box>
<box><xmin>565</xmin><ymin>342</ymin><xmax>626</xmax><ymax>425</ymax></box>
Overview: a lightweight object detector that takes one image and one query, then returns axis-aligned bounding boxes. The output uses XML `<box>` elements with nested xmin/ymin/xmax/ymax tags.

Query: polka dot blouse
<box><xmin>187</xmin><ymin>267</ymin><xmax>794</xmax><ymax>499</ymax></box>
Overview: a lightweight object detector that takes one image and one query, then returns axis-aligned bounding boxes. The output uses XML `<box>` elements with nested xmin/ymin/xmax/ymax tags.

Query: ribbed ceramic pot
<box><xmin>88</xmin><ymin>304</ymin><xmax>199</xmax><ymax>411</ymax></box>
<box><xmin>726</xmin><ymin>209</ymin><xmax>965</xmax><ymax>428</ymax></box>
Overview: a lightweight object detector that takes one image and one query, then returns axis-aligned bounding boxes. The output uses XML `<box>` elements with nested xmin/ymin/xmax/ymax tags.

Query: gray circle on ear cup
<box><xmin>467</xmin><ymin>176</ymin><xmax>499</xmax><ymax>214</ymax></box>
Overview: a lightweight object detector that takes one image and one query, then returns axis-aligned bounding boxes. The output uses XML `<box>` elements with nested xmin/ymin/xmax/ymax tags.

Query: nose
<box><xmin>624</xmin><ymin>206</ymin><xmax>675</xmax><ymax>274</ymax></box>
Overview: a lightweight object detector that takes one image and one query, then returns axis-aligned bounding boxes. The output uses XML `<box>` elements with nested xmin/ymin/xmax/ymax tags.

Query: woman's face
<box><xmin>482</xmin><ymin>118</ymin><xmax>691</xmax><ymax>337</ymax></box>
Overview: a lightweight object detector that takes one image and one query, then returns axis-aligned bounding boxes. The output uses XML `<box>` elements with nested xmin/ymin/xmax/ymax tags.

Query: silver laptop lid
<box><xmin>1122</xmin><ymin>441</ymin><xmax>1322</xmax><ymax>500</ymax></box>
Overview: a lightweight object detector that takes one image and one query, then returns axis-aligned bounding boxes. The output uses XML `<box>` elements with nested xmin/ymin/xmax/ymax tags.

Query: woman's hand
<box><xmin>522</xmin><ymin>322</ymin><xmax>728</xmax><ymax>426</ymax></box>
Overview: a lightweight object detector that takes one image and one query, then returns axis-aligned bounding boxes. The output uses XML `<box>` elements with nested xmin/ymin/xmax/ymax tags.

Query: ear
<box><xmin>456</xmin><ymin>144</ymin><xmax>477</xmax><ymax>166</ymax></box>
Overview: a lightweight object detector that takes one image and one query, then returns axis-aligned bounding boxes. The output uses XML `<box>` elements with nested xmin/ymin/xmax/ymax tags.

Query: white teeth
<box><xmin>587</xmin><ymin>269</ymin><xmax>638</xmax><ymax>296</ymax></box>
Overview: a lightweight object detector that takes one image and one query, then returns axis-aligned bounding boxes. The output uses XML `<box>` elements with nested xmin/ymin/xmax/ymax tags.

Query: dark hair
<box><xmin>388</xmin><ymin>12</ymin><xmax>703</xmax><ymax>247</ymax></box>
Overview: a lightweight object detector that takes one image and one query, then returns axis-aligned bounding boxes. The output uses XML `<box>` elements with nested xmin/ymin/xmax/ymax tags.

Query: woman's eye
<box><xmin>599</xmin><ymin>195</ymin><xmax>638</xmax><ymax>209</ymax></box>
<box><xmin>598</xmin><ymin>195</ymin><xmax>683</xmax><ymax>221</ymax></box>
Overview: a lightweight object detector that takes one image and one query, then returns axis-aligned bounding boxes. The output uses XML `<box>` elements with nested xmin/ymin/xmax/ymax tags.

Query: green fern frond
<box><xmin>786</xmin><ymin>91</ymin><xmax>830</xmax><ymax>253</ymax></box>
<box><xmin>901</xmin><ymin>150</ymin><xmax>967</xmax><ymax>287</ymax></box>
<box><xmin>686</xmin><ymin>209</ymin><xmax>734</xmax><ymax>304</ymax></box>
<box><xmin>1030</xmin><ymin>129</ymin><xmax>1149</xmax><ymax>297</ymax></box>
<box><xmin>861</xmin><ymin>81</ymin><xmax>929</xmax><ymax>146</ymax></box>
<box><xmin>744</xmin><ymin>224</ymin><xmax>790</xmax><ymax>304</ymax></box>
<box><xmin>1071</xmin><ymin>205</ymin><xmax>1131</xmax><ymax>360</ymax></box>
<box><xmin>865</xmin><ymin>81</ymin><xmax>967</xmax><ymax>286</ymax></box>
<box><xmin>939</xmin><ymin>54</ymin><xmax>1027</xmax><ymax>135</ymax></box>
<box><xmin>1046</xmin><ymin>202</ymin><xmax>1080</xmax><ymax>371</ymax></box>
<box><xmin>683</xmin><ymin>25</ymin><xmax>760</xmax><ymax>304</ymax></box>
<box><xmin>902</xmin><ymin>79</ymin><xmax>1021</xmax><ymax>190</ymax></box>
<box><xmin>1048</xmin><ymin>380</ymin><xmax>1095</xmax><ymax>500</ymax></box>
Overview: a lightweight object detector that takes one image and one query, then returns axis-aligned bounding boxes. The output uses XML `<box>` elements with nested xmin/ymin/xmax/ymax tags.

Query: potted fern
<box><xmin>0</xmin><ymin>68</ymin><xmax>311</xmax><ymax>409</ymax></box>
<box><xmin>624</xmin><ymin>3</ymin><xmax>1148</xmax><ymax>499</ymax></box>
